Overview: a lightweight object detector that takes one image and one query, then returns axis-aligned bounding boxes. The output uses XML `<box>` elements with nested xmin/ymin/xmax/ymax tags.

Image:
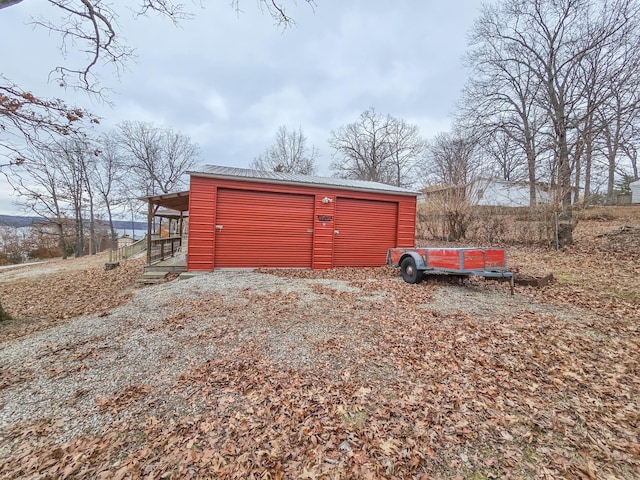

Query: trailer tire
<box><xmin>400</xmin><ymin>257</ymin><xmax>424</xmax><ymax>284</ymax></box>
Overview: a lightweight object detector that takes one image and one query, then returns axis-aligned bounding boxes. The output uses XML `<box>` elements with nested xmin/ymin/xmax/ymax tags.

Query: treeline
<box><xmin>448</xmin><ymin>0</ymin><xmax>640</xmax><ymax>245</ymax></box>
<box><xmin>7</xmin><ymin>121</ymin><xmax>198</xmax><ymax>260</ymax></box>
<box><xmin>3</xmin><ymin>0</ymin><xmax>640</xmax><ymax>257</ymax></box>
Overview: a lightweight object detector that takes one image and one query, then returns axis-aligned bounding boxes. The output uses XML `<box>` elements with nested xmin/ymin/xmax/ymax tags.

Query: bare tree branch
<box><xmin>251</xmin><ymin>125</ymin><xmax>318</xmax><ymax>175</ymax></box>
<box><xmin>329</xmin><ymin>108</ymin><xmax>425</xmax><ymax>187</ymax></box>
<box><xmin>114</xmin><ymin>121</ymin><xmax>199</xmax><ymax>196</ymax></box>
<box><xmin>0</xmin><ymin>77</ymin><xmax>97</xmax><ymax>164</ymax></box>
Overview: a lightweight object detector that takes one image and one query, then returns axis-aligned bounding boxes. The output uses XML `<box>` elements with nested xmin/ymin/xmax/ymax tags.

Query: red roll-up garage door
<box><xmin>333</xmin><ymin>197</ymin><xmax>398</xmax><ymax>267</ymax></box>
<box><xmin>214</xmin><ymin>188</ymin><xmax>314</xmax><ymax>268</ymax></box>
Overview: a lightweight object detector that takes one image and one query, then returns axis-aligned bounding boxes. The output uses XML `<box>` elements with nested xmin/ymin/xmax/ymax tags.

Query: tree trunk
<box><xmin>573</xmin><ymin>156</ymin><xmax>581</xmax><ymax>206</ymax></box>
<box><xmin>57</xmin><ymin>221</ymin><xmax>68</xmax><ymax>260</ymax></box>
<box><xmin>573</xmin><ymin>138</ymin><xmax>583</xmax><ymax>206</ymax></box>
<box><xmin>105</xmin><ymin>202</ymin><xmax>117</xmax><ymax>248</ymax></box>
<box><xmin>583</xmin><ymin>136</ymin><xmax>593</xmax><ymax>206</ymax></box>
<box><xmin>556</xmin><ymin>119</ymin><xmax>574</xmax><ymax>246</ymax></box>
<box><xmin>75</xmin><ymin>208</ymin><xmax>83</xmax><ymax>257</ymax></box>
<box><xmin>88</xmin><ymin>193</ymin><xmax>96</xmax><ymax>255</ymax></box>
<box><xmin>607</xmin><ymin>154</ymin><xmax>616</xmax><ymax>204</ymax></box>
<box><xmin>527</xmin><ymin>143</ymin><xmax>537</xmax><ymax>207</ymax></box>
<box><xmin>557</xmin><ymin>208</ymin><xmax>574</xmax><ymax>248</ymax></box>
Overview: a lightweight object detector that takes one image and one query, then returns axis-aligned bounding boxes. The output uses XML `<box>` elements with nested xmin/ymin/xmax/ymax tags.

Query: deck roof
<box><xmin>143</xmin><ymin>191</ymin><xmax>190</xmax><ymax>212</ymax></box>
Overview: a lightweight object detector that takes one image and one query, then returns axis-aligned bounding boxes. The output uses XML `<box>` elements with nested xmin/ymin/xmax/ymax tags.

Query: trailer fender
<box><xmin>399</xmin><ymin>252</ymin><xmax>426</xmax><ymax>270</ymax></box>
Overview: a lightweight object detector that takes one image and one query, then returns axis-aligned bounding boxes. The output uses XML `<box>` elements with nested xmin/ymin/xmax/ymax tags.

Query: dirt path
<box><xmin>0</xmin><ymin>253</ymin><xmax>109</xmax><ymax>284</ymax></box>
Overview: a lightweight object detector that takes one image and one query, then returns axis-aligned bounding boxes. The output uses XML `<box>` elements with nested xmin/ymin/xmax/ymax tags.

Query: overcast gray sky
<box><xmin>0</xmin><ymin>0</ymin><xmax>484</xmax><ymax>215</ymax></box>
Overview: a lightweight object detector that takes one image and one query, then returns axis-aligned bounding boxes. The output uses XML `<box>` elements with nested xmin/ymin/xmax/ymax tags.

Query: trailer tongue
<box><xmin>387</xmin><ymin>247</ymin><xmax>514</xmax><ymax>293</ymax></box>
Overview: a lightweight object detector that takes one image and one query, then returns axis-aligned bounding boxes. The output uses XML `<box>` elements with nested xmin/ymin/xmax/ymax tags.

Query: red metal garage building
<box><xmin>186</xmin><ymin>165</ymin><xmax>417</xmax><ymax>271</ymax></box>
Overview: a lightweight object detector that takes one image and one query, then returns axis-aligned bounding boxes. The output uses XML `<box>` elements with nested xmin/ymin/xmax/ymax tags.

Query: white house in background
<box><xmin>474</xmin><ymin>178</ymin><xmax>551</xmax><ymax>207</ymax></box>
<box><xmin>630</xmin><ymin>179</ymin><xmax>640</xmax><ymax>203</ymax></box>
<box><xmin>419</xmin><ymin>178</ymin><xmax>551</xmax><ymax>207</ymax></box>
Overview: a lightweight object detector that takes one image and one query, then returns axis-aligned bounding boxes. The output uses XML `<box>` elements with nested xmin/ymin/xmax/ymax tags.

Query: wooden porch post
<box><xmin>146</xmin><ymin>199</ymin><xmax>153</xmax><ymax>265</ymax></box>
<box><xmin>179</xmin><ymin>212</ymin><xmax>184</xmax><ymax>247</ymax></box>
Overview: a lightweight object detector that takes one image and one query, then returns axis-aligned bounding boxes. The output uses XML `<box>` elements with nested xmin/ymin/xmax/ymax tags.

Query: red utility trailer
<box><xmin>387</xmin><ymin>247</ymin><xmax>514</xmax><ymax>292</ymax></box>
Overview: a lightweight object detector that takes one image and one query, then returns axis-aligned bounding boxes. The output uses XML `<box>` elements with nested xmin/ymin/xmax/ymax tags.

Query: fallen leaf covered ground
<box><xmin>0</xmin><ymin>254</ymin><xmax>144</xmax><ymax>340</ymax></box>
<box><xmin>0</xmin><ymin>206</ymin><xmax>638</xmax><ymax>479</ymax></box>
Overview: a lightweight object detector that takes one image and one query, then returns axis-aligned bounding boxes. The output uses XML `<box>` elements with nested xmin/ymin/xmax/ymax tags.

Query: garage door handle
<box><xmin>334</xmin><ymin>230</ymin><xmax>339</xmax><ymax>234</ymax></box>
<box><xmin>307</xmin><ymin>229</ymin><xmax>314</xmax><ymax>233</ymax></box>
<box><xmin>216</xmin><ymin>225</ymin><xmax>223</xmax><ymax>231</ymax></box>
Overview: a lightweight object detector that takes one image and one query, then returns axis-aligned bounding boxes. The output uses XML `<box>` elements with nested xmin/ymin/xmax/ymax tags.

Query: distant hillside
<box><xmin>0</xmin><ymin>215</ymin><xmax>146</xmax><ymax>231</ymax></box>
<box><xmin>0</xmin><ymin>215</ymin><xmax>45</xmax><ymax>227</ymax></box>
<box><xmin>111</xmin><ymin>220</ymin><xmax>148</xmax><ymax>231</ymax></box>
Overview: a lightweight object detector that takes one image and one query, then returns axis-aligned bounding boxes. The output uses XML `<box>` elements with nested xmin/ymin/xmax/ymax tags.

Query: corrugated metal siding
<box><xmin>187</xmin><ymin>177</ymin><xmax>216</xmax><ymax>271</ymax></box>
<box><xmin>396</xmin><ymin>197</ymin><xmax>416</xmax><ymax>247</ymax></box>
<box><xmin>186</xmin><ymin>176</ymin><xmax>417</xmax><ymax>270</ymax></box>
<box><xmin>214</xmin><ymin>188</ymin><xmax>314</xmax><ymax>268</ymax></box>
<box><xmin>333</xmin><ymin>198</ymin><xmax>398</xmax><ymax>267</ymax></box>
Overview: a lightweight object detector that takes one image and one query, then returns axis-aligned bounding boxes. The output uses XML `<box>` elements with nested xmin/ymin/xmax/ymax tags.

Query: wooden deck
<box><xmin>144</xmin><ymin>253</ymin><xmax>187</xmax><ymax>273</ymax></box>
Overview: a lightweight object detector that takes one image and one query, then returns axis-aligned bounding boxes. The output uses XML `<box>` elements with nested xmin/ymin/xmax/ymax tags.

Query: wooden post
<box><xmin>179</xmin><ymin>212</ymin><xmax>184</xmax><ymax>249</ymax></box>
<box><xmin>146</xmin><ymin>200</ymin><xmax>153</xmax><ymax>266</ymax></box>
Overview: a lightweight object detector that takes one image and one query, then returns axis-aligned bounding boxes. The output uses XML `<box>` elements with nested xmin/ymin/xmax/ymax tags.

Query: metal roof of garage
<box><xmin>188</xmin><ymin>165</ymin><xmax>418</xmax><ymax>196</ymax></box>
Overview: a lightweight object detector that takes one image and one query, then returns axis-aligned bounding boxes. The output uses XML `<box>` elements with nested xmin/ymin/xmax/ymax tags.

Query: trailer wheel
<box><xmin>400</xmin><ymin>257</ymin><xmax>424</xmax><ymax>284</ymax></box>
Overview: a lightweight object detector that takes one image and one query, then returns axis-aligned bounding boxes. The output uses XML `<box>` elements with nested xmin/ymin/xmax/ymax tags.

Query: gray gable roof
<box><xmin>188</xmin><ymin>165</ymin><xmax>418</xmax><ymax>196</ymax></box>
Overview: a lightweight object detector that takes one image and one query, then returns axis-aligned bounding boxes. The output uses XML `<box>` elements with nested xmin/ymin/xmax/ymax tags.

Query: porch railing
<box><xmin>109</xmin><ymin>236</ymin><xmax>147</xmax><ymax>263</ymax></box>
<box><xmin>149</xmin><ymin>236</ymin><xmax>182</xmax><ymax>264</ymax></box>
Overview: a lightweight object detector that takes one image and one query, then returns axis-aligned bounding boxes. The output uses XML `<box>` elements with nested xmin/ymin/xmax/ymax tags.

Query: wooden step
<box><xmin>136</xmin><ymin>271</ymin><xmax>169</xmax><ymax>285</ymax></box>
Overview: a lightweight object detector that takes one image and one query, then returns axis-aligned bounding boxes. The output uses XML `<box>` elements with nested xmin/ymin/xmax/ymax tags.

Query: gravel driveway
<box><xmin>0</xmin><ymin>270</ymin><xmax>589</xmax><ymax>449</ymax></box>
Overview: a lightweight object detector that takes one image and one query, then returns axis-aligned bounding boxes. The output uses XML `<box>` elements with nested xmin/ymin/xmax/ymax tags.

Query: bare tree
<box><xmin>0</xmin><ymin>80</ymin><xmax>96</xmax><ymax>166</ymax></box>
<box><xmin>424</xmin><ymin>132</ymin><xmax>480</xmax><ymax>188</ymax></box>
<box><xmin>0</xmin><ymin>0</ymin><xmax>183</xmax><ymax>167</ymax></box>
<box><xmin>385</xmin><ymin>118</ymin><xmax>427</xmax><ymax>188</ymax></box>
<box><xmin>10</xmin><ymin>137</ymin><xmax>106</xmax><ymax>258</ymax></box>
<box><xmin>461</xmin><ymin>0</ymin><xmax>640</xmax><ymax>245</ymax></box>
<box><xmin>0</xmin><ymin>226</ymin><xmax>24</xmax><ymax>266</ymax></box>
<box><xmin>8</xmin><ymin>147</ymin><xmax>70</xmax><ymax>259</ymax></box>
<box><xmin>55</xmin><ymin>138</ymin><xmax>95</xmax><ymax>257</ymax></box>
<box><xmin>91</xmin><ymin>135</ymin><xmax>124</xmax><ymax>244</ymax></box>
<box><xmin>115</xmin><ymin>121</ymin><xmax>199</xmax><ymax>197</ymax></box>
<box><xmin>421</xmin><ymin>131</ymin><xmax>485</xmax><ymax>241</ymax></box>
<box><xmin>459</xmin><ymin>44</ymin><xmax>547</xmax><ymax>205</ymax></box>
<box><xmin>1</xmin><ymin>1</ymin><xmax>313</xmax><ymax>91</ymax></box>
<box><xmin>329</xmin><ymin>108</ymin><xmax>425</xmax><ymax>187</ymax></box>
<box><xmin>251</xmin><ymin>125</ymin><xmax>318</xmax><ymax>175</ymax></box>
<box><xmin>596</xmin><ymin>56</ymin><xmax>640</xmax><ymax>202</ymax></box>
<box><xmin>480</xmin><ymin>130</ymin><xmax>527</xmax><ymax>181</ymax></box>
<box><xmin>231</xmin><ymin>0</ymin><xmax>316</xmax><ymax>27</ymax></box>
<box><xmin>621</xmin><ymin>126</ymin><xmax>640</xmax><ymax>179</ymax></box>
